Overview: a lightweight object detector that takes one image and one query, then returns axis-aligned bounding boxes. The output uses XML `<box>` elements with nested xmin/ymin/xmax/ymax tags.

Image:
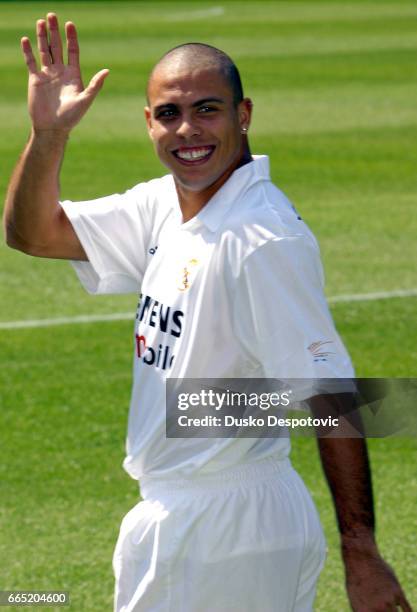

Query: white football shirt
<box><xmin>61</xmin><ymin>156</ymin><xmax>354</xmax><ymax>479</ymax></box>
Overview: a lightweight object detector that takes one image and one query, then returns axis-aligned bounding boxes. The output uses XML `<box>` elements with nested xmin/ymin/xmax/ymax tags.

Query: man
<box><xmin>4</xmin><ymin>13</ymin><xmax>411</xmax><ymax>612</ymax></box>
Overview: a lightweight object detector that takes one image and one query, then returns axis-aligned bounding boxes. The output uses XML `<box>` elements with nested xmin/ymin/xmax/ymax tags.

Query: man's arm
<box><xmin>4</xmin><ymin>128</ymin><xmax>80</xmax><ymax>258</ymax></box>
<box><xmin>3</xmin><ymin>13</ymin><xmax>108</xmax><ymax>259</ymax></box>
<box><xmin>316</xmin><ymin>431</ymin><xmax>412</xmax><ymax>611</ymax></box>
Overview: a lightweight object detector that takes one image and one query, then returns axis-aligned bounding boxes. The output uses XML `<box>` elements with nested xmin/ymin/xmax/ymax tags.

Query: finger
<box><xmin>397</xmin><ymin>593</ymin><xmax>413</xmax><ymax>612</ymax></box>
<box><xmin>65</xmin><ymin>21</ymin><xmax>80</xmax><ymax>68</ymax></box>
<box><xmin>83</xmin><ymin>69</ymin><xmax>110</xmax><ymax>99</ymax></box>
<box><xmin>21</xmin><ymin>37</ymin><xmax>38</xmax><ymax>74</ymax></box>
<box><xmin>47</xmin><ymin>12</ymin><xmax>63</xmax><ymax>65</ymax></box>
<box><xmin>36</xmin><ymin>19</ymin><xmax>51</xmax><ymax>67</ymax></box>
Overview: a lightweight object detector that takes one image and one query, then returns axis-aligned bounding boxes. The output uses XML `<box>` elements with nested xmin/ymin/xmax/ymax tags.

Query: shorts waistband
<box><xmin>139</xmin><ymin>456</ymin><xmax>292</xmax><ymax>500</ymax></box>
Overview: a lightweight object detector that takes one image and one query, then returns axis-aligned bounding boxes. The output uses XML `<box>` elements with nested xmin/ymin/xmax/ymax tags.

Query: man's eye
<box><xmin>156</xmin><ymin>109</ymin><xmax>177</xmax><ymax>119</ymax></box>
<box><xmin>198</xmin><ymin>106</ymin><xmax>217</xmax><ymax>113</ymax></box>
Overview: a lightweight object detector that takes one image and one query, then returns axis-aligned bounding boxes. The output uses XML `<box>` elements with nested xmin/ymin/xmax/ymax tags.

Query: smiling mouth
<box><xmin>172</xmin><ymin>146</ymin><xmax>215</xmax><ymax>165</ymax></box>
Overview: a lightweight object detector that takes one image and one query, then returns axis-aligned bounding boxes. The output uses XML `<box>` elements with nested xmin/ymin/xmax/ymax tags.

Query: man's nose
<box><xmin>176</xmin><ymin>116</ymin><xmax>201</xmax><ymax>138</ymax></box>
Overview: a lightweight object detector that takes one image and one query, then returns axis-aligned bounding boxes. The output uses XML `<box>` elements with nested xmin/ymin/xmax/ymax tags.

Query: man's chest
<box><xmin>141</xmin><ymin>224</ymin><xmax>218</xmax><ymax>306</ymax></box>
<box><xmin>133</xmin><ymin>227</ymin><xmax>223</xmax><ymax>372</ymax></box>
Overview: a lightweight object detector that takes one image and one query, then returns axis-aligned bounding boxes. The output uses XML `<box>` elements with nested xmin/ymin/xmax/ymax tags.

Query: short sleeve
<box><xmin>60</xmin><ymin>183</ymin><xmax>153</xmax><ymax>294</ymax></box>
<box><xmin>232</xmin><ymin>236</ymin><xmax>354</xmax><ymax>383</ymax></box>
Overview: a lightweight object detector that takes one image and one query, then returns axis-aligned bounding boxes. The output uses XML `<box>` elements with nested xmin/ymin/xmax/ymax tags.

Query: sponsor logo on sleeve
<box><xmin>307</xmin><ymin>340</ymin><xmax>335</xmax><ymax>362</ymax></box>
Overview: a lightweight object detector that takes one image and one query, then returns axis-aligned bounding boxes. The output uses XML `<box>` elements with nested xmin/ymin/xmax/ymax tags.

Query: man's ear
<box><xmin>144</xmin><ymin>106</ymin><xmax>153</xmax><ymax>140</ymax></box>
<box><xmin>238</xmin><ymin>98</ymin><xmax>253</xmax><ymax>132</ymax></box>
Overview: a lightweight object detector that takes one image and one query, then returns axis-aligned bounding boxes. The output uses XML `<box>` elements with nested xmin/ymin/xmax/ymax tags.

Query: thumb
<box><xmin>83</xmin><ymin>68</ymin><xmax>110</xmax><ymax>99</ymax></box>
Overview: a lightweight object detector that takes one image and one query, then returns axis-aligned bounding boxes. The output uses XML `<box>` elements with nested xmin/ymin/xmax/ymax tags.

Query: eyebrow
<box><xmin>153</xmin><ymin>97</ymin><xmax>225</xmax><ymax>114</ymax></box>
<box><xmin>191</xmin><ymin>97</ymin><xmax>225</xmax><ymax>107</ymax></box>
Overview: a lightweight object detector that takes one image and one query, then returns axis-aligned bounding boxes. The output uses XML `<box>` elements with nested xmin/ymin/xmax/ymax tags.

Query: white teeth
<box><xmin>177</xmin><ymin>147</ymin><xmax>211</xmax><ymax>161</ymax></box>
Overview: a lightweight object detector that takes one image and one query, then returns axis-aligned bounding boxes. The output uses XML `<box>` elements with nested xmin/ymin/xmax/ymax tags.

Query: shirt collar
<box><xmin>169</xmin><ymin>155</ymin><xmax>271</xmax><ymax>233</ymax></box>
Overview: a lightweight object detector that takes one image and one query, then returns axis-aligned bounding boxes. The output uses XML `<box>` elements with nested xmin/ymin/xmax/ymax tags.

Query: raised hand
<box><xmin>21</xmin><ymin>13</ymin><xmax>109</xmax><ymax>132</ymax></box>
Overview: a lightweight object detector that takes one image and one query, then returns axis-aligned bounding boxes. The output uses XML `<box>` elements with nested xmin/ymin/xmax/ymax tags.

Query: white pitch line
<box><xmin>327</xmin><ymin>288</ymin><xmax>417</xmax><ymax>304</ymax></box>
<box><xmin>0</xmin><ymin>312</ymin><xmax>134</xmax><ymax>330</ymax></box>
<box><xmin>0</xmin><ymin>288</ymin><xmax>416</xmax><ymax>330</ymax></box>
<box><xmin>164</xmin><ymin>7</ymin><xmax>224</xmax><ymax>22</ymax></box>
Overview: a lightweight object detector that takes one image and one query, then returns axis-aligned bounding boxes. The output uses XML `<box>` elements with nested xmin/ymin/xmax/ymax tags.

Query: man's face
<box><xmin>145</xmin><ymin>63</ymin><xmax>251</xmax><ymax>193</ymax></box>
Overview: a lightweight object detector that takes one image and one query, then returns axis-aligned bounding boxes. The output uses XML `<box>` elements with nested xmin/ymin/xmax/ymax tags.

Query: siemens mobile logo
<box><xmin>135</xmin><ymin>293</ymin><xmax>184</xmax><ymax>370</ymax></box>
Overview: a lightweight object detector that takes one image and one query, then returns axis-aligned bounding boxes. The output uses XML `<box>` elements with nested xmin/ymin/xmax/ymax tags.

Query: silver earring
<box><xmin>241</xmin><ymin>127</ymin><xmax>248</xmax><ymax>134</ymax></box>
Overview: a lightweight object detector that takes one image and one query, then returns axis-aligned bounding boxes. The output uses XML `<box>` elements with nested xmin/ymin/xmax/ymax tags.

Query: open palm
<box><xmin>22</xmin><ymin>14</ymin><xmax>108</xmax><ymax>131</ymax></box>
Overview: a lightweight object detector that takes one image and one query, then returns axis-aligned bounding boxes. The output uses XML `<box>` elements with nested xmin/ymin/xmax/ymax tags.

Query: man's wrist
<box><xmin>31</xmin><ymin>127</ymin><xmax>71</xmax><ymax>146</ymax></box>
<box><xmin>341</xmin><ymin>529</ymin><xmax>378</xmax><ymax>562</ymax></box>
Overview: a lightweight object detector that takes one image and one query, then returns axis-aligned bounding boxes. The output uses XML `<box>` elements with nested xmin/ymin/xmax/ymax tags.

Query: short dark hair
<box><xmin>147</xmin><ymin>43</ymin><xmax>244</xmax><ymax>107</ymax></box>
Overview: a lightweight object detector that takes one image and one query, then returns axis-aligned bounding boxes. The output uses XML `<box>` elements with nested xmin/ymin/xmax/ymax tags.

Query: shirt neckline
<box><xmin>168</xmin><ymin>155</ymin><xmax>271</xmax><ymax>233</ymax></box>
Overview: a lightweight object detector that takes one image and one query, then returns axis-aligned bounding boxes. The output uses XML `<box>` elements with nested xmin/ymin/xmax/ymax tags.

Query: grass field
<box><xmin>0</xmin><ymin>1</ymin><xmax>416</xmax><ymax>610</ymax></box>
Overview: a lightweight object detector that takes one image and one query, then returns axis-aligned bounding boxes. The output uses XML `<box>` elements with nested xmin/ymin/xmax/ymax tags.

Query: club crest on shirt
<box><xmin>178</xmin><ymin>258</ymin><xmax>199</xmax><ymax>292</ymax></box>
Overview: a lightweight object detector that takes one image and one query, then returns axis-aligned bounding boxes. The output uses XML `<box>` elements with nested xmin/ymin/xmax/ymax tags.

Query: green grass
<box><xmin>0</xmin><ymin>1</ymin><xmax>416</xmax><ymax>610</ymax></box>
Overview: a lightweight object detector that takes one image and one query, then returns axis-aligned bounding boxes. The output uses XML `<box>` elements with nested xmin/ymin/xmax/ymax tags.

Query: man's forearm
<box><xmin>317</xmin><ymin>437</ymin><xmax>376</xmax><ymax>549</ymax></box>
<box><xmin>317</xmin><ymin>435</ymin><xmax>412</xmax><ymax>611</ymax></box>
<box><xmin>4</xmin><ymin>128</ymin><xmax>69</xmax><ymax>254</ymax></box>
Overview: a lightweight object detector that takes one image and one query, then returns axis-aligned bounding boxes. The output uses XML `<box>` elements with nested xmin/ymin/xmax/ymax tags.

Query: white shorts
<box><xmin>113</xmin><ymin>457</ymin><xmax>327</xmax><ymax>612</ymax></box>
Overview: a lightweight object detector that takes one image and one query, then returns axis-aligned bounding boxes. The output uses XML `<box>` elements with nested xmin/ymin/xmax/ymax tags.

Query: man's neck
<box><xmin>175</xmin><ymin>148</ymin><xmax>252</xmax><ymax>223</ymax></box>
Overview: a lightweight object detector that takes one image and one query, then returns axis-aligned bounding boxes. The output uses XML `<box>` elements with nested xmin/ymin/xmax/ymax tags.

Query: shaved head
<box><xmin>144</xmin><ymin>42</ymin><xmax>253</xmax><ymax>201</ymax></box>
<box><xmin>147</xmin><ymin>43</ymin><xmax>244</xmax><ymax>107</ymax></box>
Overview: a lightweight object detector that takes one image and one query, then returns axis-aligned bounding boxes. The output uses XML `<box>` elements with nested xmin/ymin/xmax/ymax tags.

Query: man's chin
<box><xmin>173</xmin><ymin>173</ymin><xmax>219</xmax><ymax>194</ymax></box>
<box><xmin>168</xmin><ymin>154</ymin><xmax>243</xmax><ymax>196</ymax></box>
